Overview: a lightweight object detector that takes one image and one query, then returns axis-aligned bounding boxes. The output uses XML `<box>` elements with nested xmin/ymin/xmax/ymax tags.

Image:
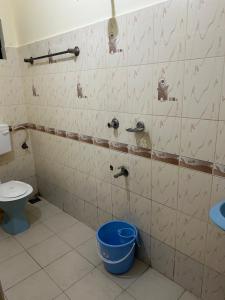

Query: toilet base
<box><xmin>0</xmin><ymin>198</ymin><xmax>30</xmax><ymax>235</ymax></box>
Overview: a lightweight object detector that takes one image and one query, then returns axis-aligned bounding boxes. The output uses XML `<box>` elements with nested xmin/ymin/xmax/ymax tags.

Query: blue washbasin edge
<box><xmin>209</xmin><ymin>200</ymin><xmax>225</xmax><ymax>231</ymax></box>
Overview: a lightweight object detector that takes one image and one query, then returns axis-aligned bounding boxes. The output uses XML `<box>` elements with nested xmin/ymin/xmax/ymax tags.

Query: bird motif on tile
<box><xmin>158</xmin><ymin>78</ymin><xmax>169</xmax><ymax>101</ymax></box>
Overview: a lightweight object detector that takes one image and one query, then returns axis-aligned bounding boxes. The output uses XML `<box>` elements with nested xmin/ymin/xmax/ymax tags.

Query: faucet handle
<box><xmin>126</xmin><ymin>121</ymin><xmax>145</xmax><ymax>133</ymax></box>
<box><xmin>108</xmin><ymin>118</ymin><xmax>119</xmax><ymax>129</ymax></box>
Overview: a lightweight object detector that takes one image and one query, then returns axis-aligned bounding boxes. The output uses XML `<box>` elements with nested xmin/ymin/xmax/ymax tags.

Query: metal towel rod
<box><xmin>24</xmin><ymin>46</ymin><xmax>80</xmax><ymax>65</ymax></box>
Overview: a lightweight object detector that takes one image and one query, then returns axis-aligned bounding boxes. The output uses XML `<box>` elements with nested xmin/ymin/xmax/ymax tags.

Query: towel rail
<box><xmin>24</xmin><ymin>46</ymin><xmax>80</xmax><ymax>64</ymax></box>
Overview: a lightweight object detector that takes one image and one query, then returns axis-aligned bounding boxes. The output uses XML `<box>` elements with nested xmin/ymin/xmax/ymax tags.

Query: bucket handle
<box><xmin>97</xmin><ymin>243</ymin><xmax>135</xmax><ymax>265</ymax></box>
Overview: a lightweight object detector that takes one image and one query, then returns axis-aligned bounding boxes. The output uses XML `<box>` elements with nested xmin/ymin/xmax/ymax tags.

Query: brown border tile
<box><xmin>14</xmin><ymin>122</ymin><xmax>225</xmax><ymax>180</ymax></box>
<box><xmin>79</xmin><ymin>134</ymin><xmax>93</xmax><ymax>144</ymax></box>
<box><xmin>45</xmin><ymin>127</ymin><xmax>56</xmax><ymax>135</ymax></box>
<box><xmin>128</xmin><ymin>145</ymin><xmax>151</xmax><ymax>158</ymax></box>
<box><xmin>152</xmin><ymin>150</ymin><xmax>179</xmax><ymax>165</ymax></box>
<box><xmin>66</xmin><ymin>131</ymin><xmax>79</xmax><ymax>140</ymax></box>
<box><xmin>93</xmin><ymin>138</ymin><xmax>109</xmax><ymax>148</ymax></box>
<box><xmin>214</xmin><ymin>163</ymin><xmax>225</xmax><ymax>178</ymax></box>
<box><xmin>26</xmin><ymin>123</ymin><xmax>36</xmax><ymax>129</ymax></box>
<box><xmin>36</xmin><ymin>125</ymin><xmax>45</xmax><ymax>132</ymax></box>
<box><xmin>55</xmin><ymin>129</ymin><xmax>67</xmax><ymax>137</ymax></box>
<box><xmin>109</xmin><ymin>141</ymin><xmax>128</xmax><ymax>153</ymax></box>
<box><xmin>180</xmin><ymin>156</ymin><xmax>213</xmax><ymax>174</ymax></box>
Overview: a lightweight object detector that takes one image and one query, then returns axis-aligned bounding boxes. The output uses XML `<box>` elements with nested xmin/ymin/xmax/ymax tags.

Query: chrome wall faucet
<box><xmin>126</xmin><ymin>121</ymin><xmax>145</xmax><ymax>133</ymax></box>
<box><xmin>113</xmin><ymin>166</ymin><xmax>129</xmax><ymax>178</ymax></box>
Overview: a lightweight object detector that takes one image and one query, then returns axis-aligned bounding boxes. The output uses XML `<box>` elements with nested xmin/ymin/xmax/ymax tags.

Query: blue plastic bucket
<box><xmin>96</xmin><ymin>220</ymin><xmax>138</xmax><ymax>274</ymax></box>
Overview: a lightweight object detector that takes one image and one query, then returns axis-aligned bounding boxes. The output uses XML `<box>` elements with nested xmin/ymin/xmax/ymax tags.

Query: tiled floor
<box><xmin>0</xmin><ymin>199</ymin><xmax>200</xmax><ymax>300</ymax></box>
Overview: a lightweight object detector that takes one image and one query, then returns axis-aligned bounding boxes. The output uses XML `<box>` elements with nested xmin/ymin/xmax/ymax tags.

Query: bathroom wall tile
<box><xmin>183</xmin><ymin>57</ymin><xmax>224</xmax><ymax>120</ymax></box>
<box><xmin>178</xmin><ymin>168</ymin><xmax>212</xmax><ymax>221</ymax></box>
<box><xmin>181</xmin><ymin>119</ymin><xmax>217</xmax><ymax>162</ymax></box>
<box><xmin>75</xmin><ymin>69</ymin><xmax>107</xmax><ymax>111</ymax></box>
<box><xmin>76</xmin><ymin>143</ymin><xmax>95</xmax><ymax>175</ymax></box>
<box><xmin>127</xmin><ymin>64</ymin><xmax>153</xmax><ymax>114</ymax></box>
<box><xmin>94</xmin><ymin>146</ymin><xmax>111</xmax><ymax>183</ymax></box>
<box><xmin>68</xmin><ymin>27</ymin><xmax>88</xmax><ymax>71</ymax></box>
<box><xmin>152</xmin><ymin>116</ymin><xmax>181</xmax><ymax>155</ymax></box>
<box><xmin>128</xmin><ymin>154</ymin><xmax>152</xmax><ymax>199</ymax></box>
<box><xmin>152</xmin><ymin>150</ymin><xmax>179</xmax><ymax>166</ymax></box>
<box><xmin>129</xmin><ymin>192</ymin><xmax>151</xmax><ymax>234</ymax></box>
<box><xmin>151</xmin><ymin>237</ymin><xmax>175</xmax><ymax>280</ymax></box>
<box><xmin>86</xmin><ymin>21</ymin><xmax>106</xmax><ymax>69</ymax></box>
<box><xmin>215</xmin><ymin>121</ymin><xmax>225</xmax><ymax>165</ymax></box>
<box><xmin>124</xmin><ymin>114</ymin><xmax>152</xmax><ymax>149</ymax></box>
<box><xmin>135</xmin><ymin>230</ymin><xmax>151</xmax><ymax>264</ymax></box>
<box><xmin>154</xmin><ymin>0</ymin><xmax>187</xmax><ymax>62</ymax></box>
<box><xmin>106</xmin><ymin>67</ymin><xmax>128</xmax><ymax>113</ymax></box>
<box><xmin>110</xmin><ymin>150</ymin><xmax>129</xmax><ymax>190</ymax></box>
<box><xmin>73</xmin><ymin>171</ymin><xmax>97</xmax><ymax>205</ymax></box>
<box><xmin>186</xmin><ymin>0</ymin><xmax>225</xmax><ymax>59</ymax></box>
<box><xmin>64</xmin><ymin>195</ymin><xmax>85</xmax><ymax>223</ymax></box>
<box><xmin>84</xmin><ymin>202</ymin><xmax>98</xmax><ymax>230</ymax></box>
<box><xmin>211</xmin><ymin>175</ymin><xmax>225</xmax><ymax>207</ymax></box>
<box><xmin>151</xmin><ymin>201</ymin><xmax>176</xmax><ymax>247</ymax></box>
<box><xmin>205</xmin><ymin>223</ymin><xmax>225</xmax><ymax>274</ymax></box>
<box><xmin>127</xmin><ymin>6</ymin><xmax>154</xmax><ymax>65</ymax></box>
<box><xmin>97</xmin><ymin>209</ymin><xmax>113</xmax><ymax>226</ymax></box>
<box><xmin>111</xmin><ymin>185</ymin><xmax>130</xmax><ymax>219</ymax></box>
<box><xmin>179</xmin><ymin>156</ymin><xmax>213</xmax><ymax>175</ymax></box>
<box><xmin>106</xmin><ymin>15</ymin><xmax>128</xmax><ymax>67</ymax></box>
<box><xmin>96</xmin><ymin>180</ymin><xmax>112</xmax><ymax>214</ymax></box>
<box><xmin>174</xmin><ymin>251</ymin><xmax>204</xmax><ymax>297</ymax></box>
<box><xmin>176</xmin><ymin>212</ymin><xmax>207</xmax><ymax>263</ymax></box>
<box><xmin>202</xmin><ymin>266</ymin><xmax>225</xmax><ymax>300</ymax></box>
<box><xmin>152</xmin><ymin>61</ymin><xmax>184</xmax><ymax>117</ymax></box>
<box><xmin>95</xmin><ymin>111</ymin><xmax>112</xmax><ymax>141</ymax></box>
<box><xmin>152</xmin><ymin>160</ymin><xmax>179</xmax><ymax>209</ymax></box>
<box><xmin>220</xmin><ymin>66</ymin><xmax>225</xmax><ymax>120</ymax></box>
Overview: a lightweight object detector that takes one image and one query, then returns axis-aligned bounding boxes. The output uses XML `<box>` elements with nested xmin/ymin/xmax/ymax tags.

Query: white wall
<box><xmin>12</xmin><ymin>0</ymin><xmax>166</xmax><ymax>46</ymax></box>
<box><xmin>0</xmin><ymin>0</ymin><xmax>18</xmax><ymax>46</ymax></box>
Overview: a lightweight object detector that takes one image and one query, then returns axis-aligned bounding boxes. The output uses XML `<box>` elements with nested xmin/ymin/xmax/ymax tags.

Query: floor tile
<box><xmin>0</xmin><ymin>252</ymin><xmax>40</xmax><ymax>290</ymax></box>
<box><xmin>43</xmin><ymin>212</ymin><xmax>78</xmax><ymax>233</ymax></box>
<box><xmin>32</xmin><ymin>203</ymin><xmax>62</xmax><ymax>222</ymax></box>
<box><xmin>15</xmin><ymin>223</ymin><xmax>54</xmax><ymax>249</ymax></box>
<box><xmin>65</xmin><ymin>268</ymin><xmax>122</xmax><ymax>300</ymax></box>
<box><xmin>33</xmin><ymin>198</ymin><xmax>49</xmax><ymax>207</ymax></box>
<box><xmin>58</xmin><ymin>222</ymin><xmax>95</xmax><ymax>248</ymax></box>
<box><xmin>0</xmin><ymin>228</ymin><xmax>10</xmax><ymax>241</ymax></box>
<box><xmin>54</xmin><ymin>294</ymin><xmax>70</xmax><ymax>300</ymax></box>
<box><xmin>0</xmin><ymin>238</ymin><xmax>24</xmax><ymax>263</ymax></box>
<box><xmin>76</xmin><ymin>237</ymin><xmax>101</xmax><ymax>266</ymax></box>
<box><xmin>28</xmin><ymin>235</ymin><xmax>72</xmax><ymax>267</ymax></box>
<box><xmin>5</xmin><ymin>270</ymin><xmax>61</xmax><ymax>300</ymax></box>
<box><xmin>98</xmin><ymin>259</ymin><xmax>148</xmax><ymax>289</ymax></box>
<box><xmin>45</xmin><ymin>250</ymin><xmax>94</xmax><ymax>290</ymax></box>
<box><xmin>179</xmin><ymin>291</ymin><xmax>200</xmax><ymax>300</ymax></box>
<box><xmin>116</xmin><ymin>291</ymin><xmax>136</xmax><ymax>300</ymax></box>
<box><xmin>127</xmin><ymin>268</ymin><xmax>184</xmax><ymax>300</ymax></box>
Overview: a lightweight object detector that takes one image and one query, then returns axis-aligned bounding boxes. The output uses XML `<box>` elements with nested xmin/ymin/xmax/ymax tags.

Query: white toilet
<box><xmin>0</xmin><ymin>181</ymin><xmax>33</xmax><ymax>235</ymax></box>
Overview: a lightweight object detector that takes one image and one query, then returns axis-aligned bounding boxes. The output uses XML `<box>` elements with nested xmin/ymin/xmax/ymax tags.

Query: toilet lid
<box><xmin>0</xmin><ymin>181</ymin><xmax>28</xmax><ymax>198</ymax></box>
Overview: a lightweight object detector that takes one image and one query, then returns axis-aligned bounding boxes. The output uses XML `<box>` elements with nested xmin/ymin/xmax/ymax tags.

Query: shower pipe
<box><xmin>10</xmin><ymin>125</ymin><xmax>29</xmax><ymax>150</ymax></box>
<box><xmin>24</xmin><ymin>46</ymin><xmax>80</xmax><ymax>65</ymax></box>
